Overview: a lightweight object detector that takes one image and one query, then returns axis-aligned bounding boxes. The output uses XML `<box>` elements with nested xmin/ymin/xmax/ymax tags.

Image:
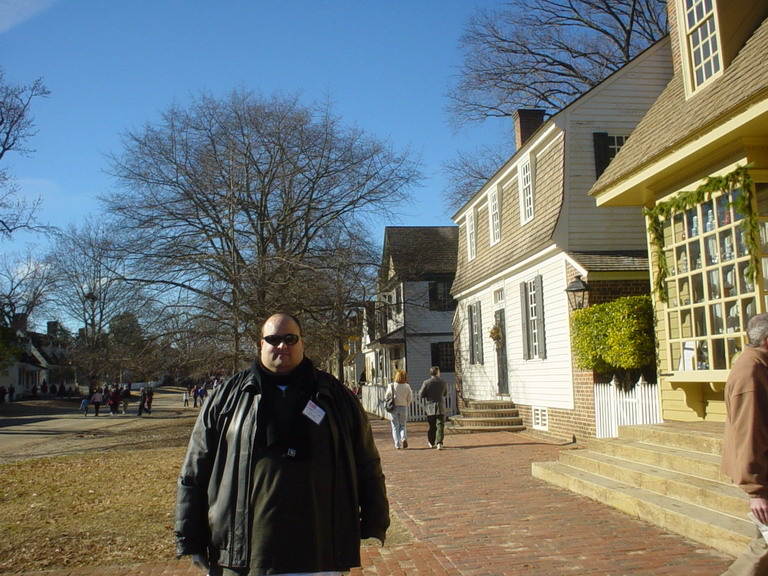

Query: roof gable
<box><xmin>380</xmin><ymin>226</ymin><xmax>458</xmax><ymax>282</ymax></box>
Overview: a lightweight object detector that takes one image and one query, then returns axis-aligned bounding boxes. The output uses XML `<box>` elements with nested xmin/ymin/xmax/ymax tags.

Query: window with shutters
<box><xmin>430</xmin><ymin>342</ymin><xmax>455</xmax><ymax>372</ymax></box>
<box><xmin>520</xmin><ymin>275</ymin><xmax>547</xmax><ymax>360</ymax></box>
<box><xmin>468</xmin><ymin>302</ymin><xmax>484</xmax><ymax>365</ymax></box>
<box><xmin>593</xmin><ymin>133</ymin><xmax>630</xmax><ymax>178</ymax></box>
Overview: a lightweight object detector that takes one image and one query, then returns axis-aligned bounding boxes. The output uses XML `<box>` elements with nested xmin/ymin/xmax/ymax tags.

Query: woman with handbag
<box><xmin>385</xmin><ymin>369</ymin><xmax>413</xmax><ymax>449</ymax></box>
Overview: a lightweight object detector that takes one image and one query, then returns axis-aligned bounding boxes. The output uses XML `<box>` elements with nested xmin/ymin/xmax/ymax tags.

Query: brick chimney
<box><xmin>12</xmin><ymin>313</ymin><xmax>28</xmax><ymax>333</ymax></box>
<box><xmin>513</xmin><ymin>109</ymin><xmax>546</xmax><ymax>149</ymax></box>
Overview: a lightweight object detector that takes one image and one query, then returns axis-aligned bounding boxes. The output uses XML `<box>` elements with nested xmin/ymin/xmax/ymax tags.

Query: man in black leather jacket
<box><xmin>175</xmin><ymin>312</ymin><xmax>389</xmax><ymax>575</ymax></box>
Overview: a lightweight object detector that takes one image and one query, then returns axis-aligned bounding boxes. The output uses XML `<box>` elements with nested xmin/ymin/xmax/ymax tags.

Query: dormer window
<box><xmin>519</xmin><ymin>158</ymin><xmax>534</xmax><ymax>224</ymax></box>
<box><xmin>466</xmin><ymin>209</ymin><xmax>477</xmax><ymax>261</ymax></box>
<box><xmin>489</xmin><ymin>187</ymin><xmax>501</xmax><ymax>245</ymax></box>
<box><xmin>682</xmin><ymin>0</ymin><xmax>722</xmax><ymax>91</ymax></box>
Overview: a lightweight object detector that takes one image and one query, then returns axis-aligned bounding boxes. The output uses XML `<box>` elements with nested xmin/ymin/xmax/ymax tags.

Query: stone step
<box><xmin>450</xmin><ymin>415</ymin><xmax>524</xmax><ymax>427</ymax></box>
<box><xmin>586</xmin><ymin>436</ymin><xmax>727</xmax><ymax>483</ymax></box>
<box><xmin>558</xmin><ymin>448</ymin><xmax>745</xmax><ymax>518</ymax></box>
<box><xmin>447</xmin><ymin>423</ymin><xmax>527</xmax><ymax>434</ymax></box>
<box><xmin>618</xmin><ymin>422</ymin><xmax>724</xmax><ymax>456</ymax></box>
<box><xmin>531</xmin><ymin>460</ymin><xmax>750</xmax><ymax>557</ymax></box>
<box><xmin>460</xmin><ymin>408</ymin><xmax>520</xmax><ymax>418</ymax></box>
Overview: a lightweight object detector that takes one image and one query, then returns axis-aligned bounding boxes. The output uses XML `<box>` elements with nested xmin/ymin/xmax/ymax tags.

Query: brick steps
<box><xmin>447</xmin><ymin>399</ymin><xmax>526</xmax><ymax>434</ymax></box>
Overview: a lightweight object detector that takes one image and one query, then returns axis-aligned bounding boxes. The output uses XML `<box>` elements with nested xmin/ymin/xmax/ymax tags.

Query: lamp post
<box><xmin>565</xmin><ymin>275</ymin><xmax>590</xmax><ymax>310</ymax></box>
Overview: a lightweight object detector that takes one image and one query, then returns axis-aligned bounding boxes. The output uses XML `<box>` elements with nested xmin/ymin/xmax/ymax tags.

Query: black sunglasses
<box><xmin>263</xmin><ymin>333</ymin><xmax>302</xmax><ymax>346</ymax></box>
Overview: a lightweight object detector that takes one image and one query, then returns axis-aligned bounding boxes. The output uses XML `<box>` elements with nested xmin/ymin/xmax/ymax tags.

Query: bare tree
<box><xmin>449</xmin><ymin>0</ymin><xmax>667</xmax><ymax>122</ymax></box>
<box><xmin>444</xmin><ymin>146</ymin><xmax>510</xmax><ymax>213</ymax></box>
<box><xmin>443</xmin><ymin>0</ymin><xmax>667</xmax><ymax>210</ymax></box>
<box><xmin>104</xmin><ymin>90</ymin><xmax>419</xmax><ymax>367</ymax></box>
<box><xmin>0</xmin><ymin>70</ymin><xmax>50</xmax><ymax>239</ymax></box>
<box><xmin>0</xmin><ymin>248</ymin><xmax>55</xmax><ymax>328</ymax></box>
<box><xmin>45</xmin><ymin>218</ymin><xmax>149</xmax><ymax>383</ymax></box>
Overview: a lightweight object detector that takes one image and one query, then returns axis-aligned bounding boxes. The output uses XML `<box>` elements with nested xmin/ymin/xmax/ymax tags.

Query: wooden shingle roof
<box><xmin>381</xmin><ymin>226</ymin><xmax>458</xmax><ymax>281</ymax></box>
<box><xmin>591</xmin><ymin>16</ymin><xmax>768</xmax><ymax>197</ymax></box>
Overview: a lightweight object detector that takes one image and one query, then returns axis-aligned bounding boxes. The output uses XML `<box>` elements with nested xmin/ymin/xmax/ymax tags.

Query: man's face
<box><xmin>260</xmin><ymin>314</ymin><xmax>304</xmax><ymax>374</ymax></box>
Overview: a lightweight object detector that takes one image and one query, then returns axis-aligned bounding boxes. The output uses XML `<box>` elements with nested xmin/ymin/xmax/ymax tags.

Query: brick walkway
<box><xmin>14</xmin><ymin>418</ymin><xmax>735</xmax><ymax>576</ymax></box>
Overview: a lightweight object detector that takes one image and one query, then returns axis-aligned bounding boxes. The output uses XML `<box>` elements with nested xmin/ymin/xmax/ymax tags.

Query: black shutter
<box><xmin>593</xmin><ymin>132</ymin><xmax>610</xmax><ymax>178</ymax></box>
<box><xmin>428</xmin><ymin>282</ymin><xmax>437</xmax><ymax>310</ymax></box>
<box><xmin>520</xmin><ymin>282</ymin><xmax>531</xmax><ymax>360</ymax></box>
<box><xmin>431</xmin><ymin>343</ymin><xmax>439</xmax><ymax>366</ymax></box>
<box><xmin>476</xmin><ymin>303</ymin><xmax>484</xmax><ymax>364</ymax></box>
<box><xmin>535</xmin><ymin>274</ymin><xmax>547</xmax><ymax>359</ymax></box>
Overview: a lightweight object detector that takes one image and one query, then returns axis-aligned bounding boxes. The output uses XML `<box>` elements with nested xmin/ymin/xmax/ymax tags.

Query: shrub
<box><xmin>571</xmin><ymin>295</ymin><xmax>655</xmax><ymax>375</ymax></box>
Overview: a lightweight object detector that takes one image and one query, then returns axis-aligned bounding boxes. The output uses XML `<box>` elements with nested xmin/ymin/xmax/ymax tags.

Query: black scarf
<box><xmin>252</xmin><ymin>357</ymin><xmax>317</xmax><ymax>460</ymax></box>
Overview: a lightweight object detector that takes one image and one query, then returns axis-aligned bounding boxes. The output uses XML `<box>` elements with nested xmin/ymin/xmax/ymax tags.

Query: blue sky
<box><xmin>1</xmin><ymin>0</ymin><xmax>511</xmax><ymax>253</ymax></box>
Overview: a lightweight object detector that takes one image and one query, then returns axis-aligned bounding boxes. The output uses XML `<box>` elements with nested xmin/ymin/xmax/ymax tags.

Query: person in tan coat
<box><xmin>721</xmin><ymin>312</ymin><xmax>768</xmax><ymax>575</ymax></box>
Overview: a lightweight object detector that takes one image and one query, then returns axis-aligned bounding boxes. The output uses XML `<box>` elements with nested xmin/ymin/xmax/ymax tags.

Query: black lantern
<box><xmin>565</xmin><ymin>275</ymin><xmax>590</xmax><ymax>310</ymax></box>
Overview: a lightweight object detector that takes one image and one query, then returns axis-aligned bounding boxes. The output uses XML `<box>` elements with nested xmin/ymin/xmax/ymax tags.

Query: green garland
<box><xmin>643</xmin><ymin>165</ymin><xmax>756</xmax><ymax>302</ymax></box>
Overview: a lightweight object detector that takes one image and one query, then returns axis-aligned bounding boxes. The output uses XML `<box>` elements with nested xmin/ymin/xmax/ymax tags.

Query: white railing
<box><xmin>594</xmin><ymin>375</ymin><xmax>662</xmax><ymax>438</ymax></box>
<box><xmin>360</xmin><ymin>383</ymin><xmax>458</xmax><ymax>421</ymax></box>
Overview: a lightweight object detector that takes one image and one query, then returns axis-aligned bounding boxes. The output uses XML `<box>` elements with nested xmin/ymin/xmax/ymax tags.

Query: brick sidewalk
<box><xmin>15</xmin><ymin>418</ymin><xmax>734</xmax><ymax>576</ymax></box>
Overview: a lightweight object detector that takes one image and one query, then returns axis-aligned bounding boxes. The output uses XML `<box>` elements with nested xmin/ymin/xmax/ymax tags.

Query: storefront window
<box><xmin>662</xmin><ymin>185</ymin><xmax>767</xmax><ymax>373</ymax></box>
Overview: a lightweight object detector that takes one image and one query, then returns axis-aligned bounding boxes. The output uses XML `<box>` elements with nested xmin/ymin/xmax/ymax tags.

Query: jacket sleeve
<box><xmin>174</xmin><ymin>392</ymin><xmax>218</xmax><ymax>557</ymax></box>
<box><xmin>349</xmin><ymin>393</ymin><xmax>390</xmax><ymax>543</ymax></box>
<box><xmin>725</xmin><ymin>383</ymin><xmax>768</xmax><ymax>496</ymax></box>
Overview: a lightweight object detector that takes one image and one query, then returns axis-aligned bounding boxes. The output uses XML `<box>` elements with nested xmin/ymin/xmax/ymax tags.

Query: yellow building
<box><xmin>591</xmin><ymin>0</ymin><xmax>768</xmax><ymax>422</ymax></box>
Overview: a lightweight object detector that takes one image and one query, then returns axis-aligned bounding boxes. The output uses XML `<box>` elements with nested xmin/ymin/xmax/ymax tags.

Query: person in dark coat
<box><xmin>175</xmin><ymin>312</ymin><xmax>389</xmax><ymax>575</ymax></box>
<box><xmin>419</xmin><ymin>366</ymin><xmax>448</xmax><ymax>450</ymax></box>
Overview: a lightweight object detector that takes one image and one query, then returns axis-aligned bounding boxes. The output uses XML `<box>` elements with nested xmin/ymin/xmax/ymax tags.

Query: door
<box><xmin>494</xmin><ymin>309</ymin><xmax>509</xmax><ymax>395</ymax></box>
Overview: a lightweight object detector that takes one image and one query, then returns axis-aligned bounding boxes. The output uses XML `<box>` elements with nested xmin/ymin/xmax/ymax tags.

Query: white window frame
<box><xmin>608</xmin><ymin>135</ymin><xmax>628</xmax><ymax>160</ymax></box>
<box><xmin>680</xmin><ymin>0</ymin><xmax>722</xmax><ymax>92</ymax></box>
<box><xmin>519</xmin><ymin>158</ymin><xmax>534</xmax><ymax>224</ymax></box>
<box><xmin>489</xmin><ymin>186</ymin><xmax>501</xmax><ymax>245</ymax></box>
<box><xmin>466</xmin><ymin>209</ymin><xmax>477</xmax><ymax>261</ymax></box>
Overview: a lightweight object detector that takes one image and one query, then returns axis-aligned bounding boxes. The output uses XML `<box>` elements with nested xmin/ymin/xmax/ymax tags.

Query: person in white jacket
<box><xmin>385</xmin><ymin>369</ymin><xmax>413</xmax><ymax>449</ymax></box>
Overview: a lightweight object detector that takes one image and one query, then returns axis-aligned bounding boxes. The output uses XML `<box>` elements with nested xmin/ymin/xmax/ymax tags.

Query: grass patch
<box><xmin>0</xmin><ymin>402</ymin><xmax>412</xmax><ymax>572</ymax></box>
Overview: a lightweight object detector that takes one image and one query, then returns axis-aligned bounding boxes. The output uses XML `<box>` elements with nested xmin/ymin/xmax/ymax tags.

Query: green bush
<box><xmin>570</xmin><ymin>295</ymin><xmax>655</xmax><ymax>373</ymax></box>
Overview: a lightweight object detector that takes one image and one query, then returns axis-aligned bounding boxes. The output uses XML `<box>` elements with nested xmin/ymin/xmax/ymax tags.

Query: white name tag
<box><xmin>302</xmin><ymin>400</ymin><xmax>326</xmax><ymax>425</ymax></box>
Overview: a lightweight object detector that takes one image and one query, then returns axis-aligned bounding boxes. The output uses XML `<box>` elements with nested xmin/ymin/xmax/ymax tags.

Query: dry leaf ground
<box><xmin>0</xmin><ymin>391</ymin><xmax>411</xmax><ymax>574</ymax></box>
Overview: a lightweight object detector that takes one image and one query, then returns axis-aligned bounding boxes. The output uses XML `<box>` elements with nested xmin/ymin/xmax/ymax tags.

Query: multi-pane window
<box><xmin>684</xmin><ymin>0</ymin><xmax>721</xmax><ymax>89</ymax></box>
<box><xmin>520</xmin><ymin>275</ymin><xmax>547</xmax><ymax>360</ymax></box>
<box><xmin>519</xmin><ymin>160</ymin><xmax>534</xmax><ymax>223</ymax></box>
<box><xmin>489</xmin><ymin>187</ymin><xmax>501</xmax><ymax>244</ymax></box>
<box><xmin>429</xmin><ymin>281</ymin><xmax>457</xmax><ymax>311</ymax></box>
<box><xmin>430</xmin><ymin>342</ymin><xmax>456</xmax><ymax>372</ymax></box>
<box><xmin>593</xmin><ymin>133</ymin><xmax>629</xmax><ymax>178</ymax></box>
<box><xmin>467</xmin><ymin>210</ymin><xmax>477</xmax><ymax>261</ymax></box>
<box><xmin>608</xmin><ymin>135</ymin><xmax>628</xmax><ymax>159</ymax></box>
<box><xmin>493</xmin><ymin>288</ymin><xmax>505</xmax><ymax>306</ymax></box>
<box><xmin>468</xmin><ymin>302</ymin><xmax>484</xmax><ymax>365</ymax></box>
<box><xmin>662</xmin><ymin>184</ymin><xmax>768</xmax><ymax>373</ymax></box>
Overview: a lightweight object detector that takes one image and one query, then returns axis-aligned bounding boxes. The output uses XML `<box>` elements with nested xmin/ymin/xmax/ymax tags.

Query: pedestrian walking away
<box><xmin>720</xmin><ymin>312</ymin><xmax>768</xmax><ymax>575</ymax></box>
<box><xmin>385</xmin><ymin>369</ymin><xmax>413</xmax><ymax>449</ymax></box>
<box><xmin>419</xmin><ymin>366</ymin><xmax>447</xmax><ymax>450</ymax></box>
<box><xmin>175</xmin><ymin>312</ymin><xmax>389</xmax><ymax>576</ymax></box>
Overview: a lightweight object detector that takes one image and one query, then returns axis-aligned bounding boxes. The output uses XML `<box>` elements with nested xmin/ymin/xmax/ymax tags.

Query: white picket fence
<box><xmin>360</xmin><ymin>383</ymin><xmax>458</xmax><ymax>421</ymax></box>
<box><xmin>594</xmin><ymin>376</ymin><xmax>662</xmax><ymax>438</ymax></box>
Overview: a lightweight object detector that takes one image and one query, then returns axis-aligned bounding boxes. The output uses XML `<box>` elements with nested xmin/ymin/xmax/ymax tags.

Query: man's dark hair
<box><xmin>430</xmin><ymin>366</ymin><xmax>440</xmax><ymax>376</ymax></box>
